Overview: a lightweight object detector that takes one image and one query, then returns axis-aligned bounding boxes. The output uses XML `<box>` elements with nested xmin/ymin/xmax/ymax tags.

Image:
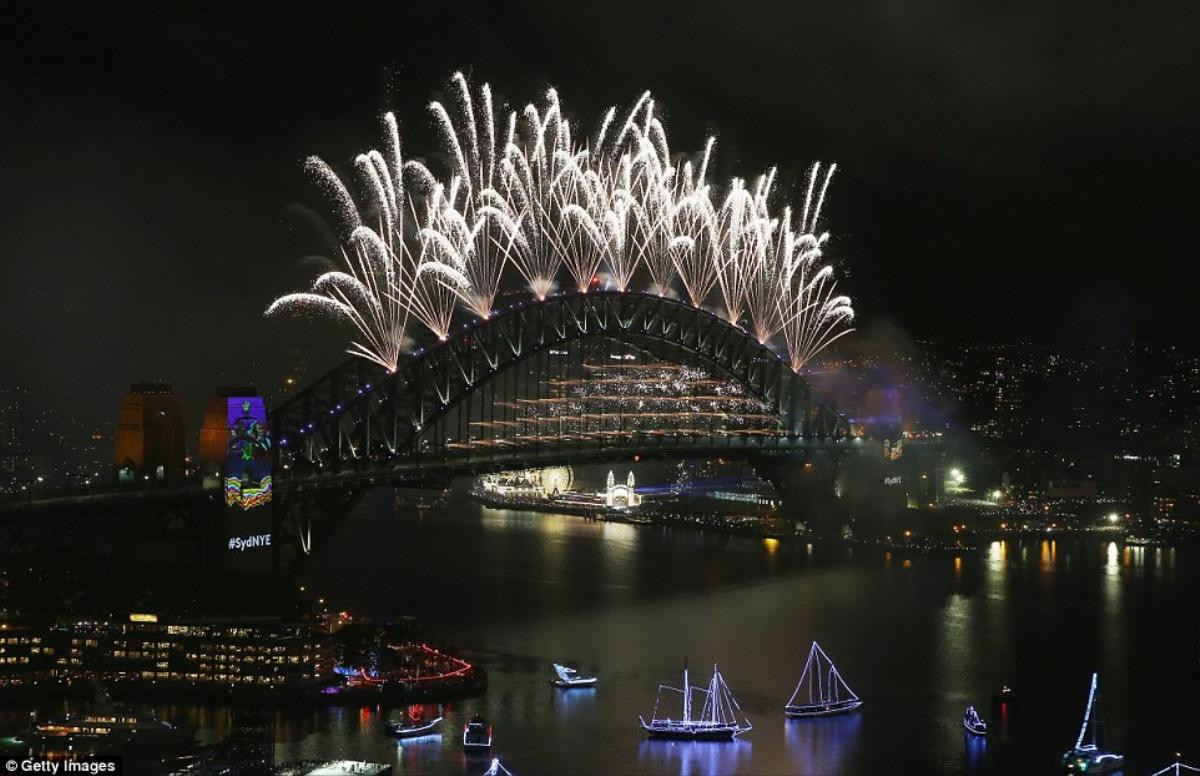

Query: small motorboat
<box><xmin>463</xmin><ymin>714</ymin><xmax>493</xmax><ymax>752</ymax></box>
<box><xmin>552</xmin><ymin>663</ymin><xmax>597</xmax><ymax>688</ymax></box>
<box><xmin>991</xmin><ymin>684</ymin><xmax>1016</xmax><ymax>704</ymax></box>
<box><xmin>784</xmin><ymin>642</ymin><xmax>862</xmax><ymax>718</ymax></box>
<box><xmin>963</xmin><ymin>705</ymin><xmax>988</xmax><ymax>736</ymax></box>
<box><xmin>386</xmin><ymin>705</ymin><xmax>443</xmax><ymax>738</ymax></box>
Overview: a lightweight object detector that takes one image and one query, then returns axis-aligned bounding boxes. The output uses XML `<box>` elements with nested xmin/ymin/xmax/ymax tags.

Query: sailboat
<box><xmin>639</xmin><ymin>660</ymin><xmax>753</xmax><ymax>740</ymax></box>
<box><xmin>483</xmin><ymin>759</ymin><xmax>515</xmax><ymax>776</ymax></box>
<box><xmin>784</xmin><ymin>641</ymin><xmax>862</xmax><ymax>717</ymax></box>
<box><xmin>1060</xmin><ymin>673</ymin><xmax>1124</xmax><ymax>774</ymax></box>
<box><xmin>552</xmin><ymin>663</ymin><xmax>597</xmax><ymax>688</ymax></box>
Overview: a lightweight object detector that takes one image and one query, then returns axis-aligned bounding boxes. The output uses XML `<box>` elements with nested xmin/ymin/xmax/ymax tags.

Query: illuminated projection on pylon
<box><xmin>224</xmin><ymin>397</ymin><xmax>272</xmax><ymax>509</ymax></box>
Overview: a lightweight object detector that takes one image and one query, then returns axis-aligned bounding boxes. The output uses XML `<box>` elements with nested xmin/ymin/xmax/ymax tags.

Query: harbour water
<box><xmin>281</xmin><ymin>493</ymin><xmax>1197</xmax><ymax>774</ymax></box>
<box><xmin>27</xmin><ymin>492</ymin><xmax>1200</xmax><ymax>774</ymax></box>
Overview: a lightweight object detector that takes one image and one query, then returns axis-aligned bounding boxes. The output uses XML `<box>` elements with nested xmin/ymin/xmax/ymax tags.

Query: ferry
<box><xmin>30</xmin><ymin>687</ymin><xmax>192</xmax><ymax>751</ymax></box>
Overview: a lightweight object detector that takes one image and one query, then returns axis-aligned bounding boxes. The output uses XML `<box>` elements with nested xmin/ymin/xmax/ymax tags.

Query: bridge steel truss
<box><xmin>270</xmin><ymin>291</ymin><xmax>852</xmax><ymax>488</ymax></box>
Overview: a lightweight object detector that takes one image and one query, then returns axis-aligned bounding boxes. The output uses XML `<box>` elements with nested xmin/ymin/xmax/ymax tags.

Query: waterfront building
<box><xmin>0</xmin><ymin>622</ymin><xmax>72</xmax><ymax>693</ymax></box>
<box><xmin>99</xmin><ymin>614</ymin><xmax>331</xmax><ymax>689</ymax></box>
<box><xmin>604</xmin><ymin>470</ymin><xmax>641</xmax><ymax>508</ymax></box>
<box><xmin>2</xmin><ymin>615</ymin><xmax>332</xmax><ymax>694</ymax></box>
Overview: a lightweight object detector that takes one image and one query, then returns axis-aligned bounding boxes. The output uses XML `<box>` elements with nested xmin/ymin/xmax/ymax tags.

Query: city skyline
<box><xmin>1</xmin><ymin>2</ymin><xmax>1197</xmax><ymax>429</ymax></box>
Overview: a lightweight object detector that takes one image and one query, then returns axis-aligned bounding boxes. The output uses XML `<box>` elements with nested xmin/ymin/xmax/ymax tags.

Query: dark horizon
<box><xmin>1</xmin><ymin>1</ymin><xmax>1196</xmax><ymax>428</ymax></box>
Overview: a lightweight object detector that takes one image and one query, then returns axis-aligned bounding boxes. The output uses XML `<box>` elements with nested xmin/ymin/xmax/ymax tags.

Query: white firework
<box><xmin>427</xmin><ymin>73</ymin><xmax>525</xmax><ymax>318</ymax></box>
<box><xmin>780</xmin><ymin>261</ymin><xmax>856</xmax><ymax>372</ymax></box>
<box><xmin>266</xmin><ymin>113</ymin><xmax>468</xmax><ymax>368</ymax></box>
<box><xmin>269</xmin><ymin>77</ymin><xmax>856</xmax><ymax>375</ymax></box>
<box><xmin>499</xmin><ymin>89</ymin><xmax>578</xmax><ymax>299</ymax></box>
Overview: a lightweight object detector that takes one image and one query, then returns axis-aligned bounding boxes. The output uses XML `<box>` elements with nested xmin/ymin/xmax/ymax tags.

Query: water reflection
<box><xmin>964</xmin><ymin>730</ymin><xmax>987</xmax><ymax>774</ymax></box>
<box><xmin>784</xmin><ymin>714</ymin><xmax>862</xmax><ymax>773</ymax></box>
<box><xmin>1105</xmin><ymin>541</ymin><xmax>1120</xmax><ymax>576</ymax></box>
<box><xmin>277</xmin><ymin>502</ymin><xmax>1199</xmax><ymax>774</ymax></box>
<box><xmin>637</xmin><ymin>739</ymin><xmax>753</xmax><ymax>776</ymax></box>
<box><xmin>551</xmin><ymin>686</ymin><xmax>597</xmax><ymax>724</ymax></box>
<box><xmin>1039</xmin><ymin>539</ymin><xmax>1057</xmax><ymax>571</ymax></box>
<box><xmin>396</xmin><ymin>732</ymin><xmax>444</xmax><ymax>772</ymax></box>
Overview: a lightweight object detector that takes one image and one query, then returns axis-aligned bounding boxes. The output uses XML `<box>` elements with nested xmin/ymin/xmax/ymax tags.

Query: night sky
<box><xmin>1</xmin><ymin>1</ymin><xmax>1196</xmax><ymax>427</ymax></box>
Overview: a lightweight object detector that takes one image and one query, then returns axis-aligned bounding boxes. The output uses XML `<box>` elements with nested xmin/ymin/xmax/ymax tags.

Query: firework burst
<box><xmin>266</xmin><ymin>113</ymin><xmax>468</xmax><ymax>369</ymax></box>
<box><xmin>426</xmin><ymin>73</ymin><xmax>525</xmax><ymax>318</ymax></box>
<box><xmin>269</xmin><ymin>77</ymin><xmax>855</xmax><ymax>374</ymax></box>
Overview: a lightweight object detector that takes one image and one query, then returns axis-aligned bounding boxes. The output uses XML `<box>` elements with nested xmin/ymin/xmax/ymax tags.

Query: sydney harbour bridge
<box><xmin>1</xmin><ymin>291</ymin><xmax>871</xmax><ymax>574</ymax></box>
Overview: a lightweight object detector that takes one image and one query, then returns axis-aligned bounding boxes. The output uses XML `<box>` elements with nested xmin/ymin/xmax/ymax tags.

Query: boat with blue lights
<box><xmin>463</xmin><ymin>714</ymin><xmax>493</xmax><ymax>752</ymax></box>
<box><xmin>785</xmin><ymin>641</ymin><xmax>862</xmax><ymax>717</ymax></box>
<box><xmin>1060</xmin><ymin>673</ymin><xmax>1124</xmax><ymax>774</ymax></box>
<box><xmin>552</xmin><ymin>663</ymin><xmax>597</xmax><ymax>688</ymax></box>
<box><xmin>963</xmin><ymin>705</ymin><xmax>988</xmax><ymax>736</ymax></box>
<box><xmin>639</xmin><ymin>660</ymin><xmax>752</xmax><ymax>740</ymax></box>
<box><xmin>386</xmin><ymin>704</ymin><xmax>443</xmax><ymax>738</ymax></box>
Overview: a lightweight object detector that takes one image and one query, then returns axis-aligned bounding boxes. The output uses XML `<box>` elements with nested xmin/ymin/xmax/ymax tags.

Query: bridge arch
<box><xmin>270</xmin><ymin>291</ymin><xmax>851</xmax><ymax>483</ymax></box>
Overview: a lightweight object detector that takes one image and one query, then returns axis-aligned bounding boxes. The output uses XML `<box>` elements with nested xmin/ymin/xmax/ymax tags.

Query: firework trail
<box><xmin>499</xmin><ymin>89</ymin><xmax>579</xmax><ymax>299</ymax></box>
<box><xmin>664</xmin><ymin>137</ymin><xmax>720</xmax><ymax>306</ymax></box>
<box><xmin>269</xmin><ymin>77</ymin><xmax>855</xmax><ymax>374</ymax></box>
<box><xmin>427</xmin><ymin>73</ymin><xmax>525</xmax><ymax>318</ymax></box>
<box><xmin>266</xmin><ymin>113</ymin><xmax>468</xmax><ymax>369</ymax></box>
<box><xmin>780</xmin><ymin>261</ymin><xmax>856</xmax><ymax>372</ymax></box>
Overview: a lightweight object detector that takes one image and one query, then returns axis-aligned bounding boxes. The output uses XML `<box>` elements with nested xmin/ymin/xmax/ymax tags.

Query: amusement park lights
<box><xmin>267</xmin><ymin>73</ymin><xmax>855</xmax><ymax>373</ymax></box>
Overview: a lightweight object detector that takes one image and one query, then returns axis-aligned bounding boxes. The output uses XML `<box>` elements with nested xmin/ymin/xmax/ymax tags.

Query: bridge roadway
<box><xmin>1</xmin><ymin>435</ymin><xmax>873</xmax><ymax>525</ymax></box>
<box><xmin>3</xmin><ymin>291</ymin><xmax>867</xmax><ymax>528</ymax></box>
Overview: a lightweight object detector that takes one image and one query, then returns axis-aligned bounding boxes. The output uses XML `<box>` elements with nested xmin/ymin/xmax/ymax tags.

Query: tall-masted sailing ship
<box><xmin>640</xmin><ymin>660</ymin><xmax>752</xmax><ymax>740</ymax></box>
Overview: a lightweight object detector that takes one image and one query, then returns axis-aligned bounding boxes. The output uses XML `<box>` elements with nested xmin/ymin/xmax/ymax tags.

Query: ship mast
<box><xmin>1075</xmin><ymin>672</ymin><xmax>1098</xmax><ymax>750</ymax></box>
<box><xmin>710</xmin><ymin>666</ymin><xmax>719</xmax><ymax>724</ymax></box>
<box><xmin>682</xmin><ymin>659</ymin><xmax>691</xmax><ymax>724</ymax></box>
